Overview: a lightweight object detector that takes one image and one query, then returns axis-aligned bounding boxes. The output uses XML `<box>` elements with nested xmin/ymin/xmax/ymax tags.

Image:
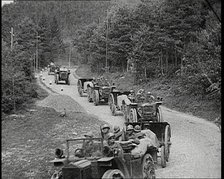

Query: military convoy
<box><xmin>49</xmin><ymin>75</ymin><xmax>172</xmax><ymax>178</ymax></box>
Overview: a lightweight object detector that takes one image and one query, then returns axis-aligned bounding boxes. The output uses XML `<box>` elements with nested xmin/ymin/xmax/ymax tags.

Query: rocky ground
<box><xmin>2</xmin><ymin>82</ymin><xmax>105</xmax><ymax>178</ymax></box>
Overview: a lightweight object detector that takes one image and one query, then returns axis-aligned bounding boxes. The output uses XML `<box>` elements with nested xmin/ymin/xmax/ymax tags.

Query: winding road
<box><xmin>39</xmin><ymin>67</ymin><xmax>221</xmax><ymax>178</ymax></box>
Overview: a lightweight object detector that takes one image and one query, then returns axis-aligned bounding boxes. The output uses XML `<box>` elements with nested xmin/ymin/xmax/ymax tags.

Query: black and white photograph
<box><xmin>2</xmin><ymin>0</ymin><xmax>221</xmax><ymax>178</ymax></box>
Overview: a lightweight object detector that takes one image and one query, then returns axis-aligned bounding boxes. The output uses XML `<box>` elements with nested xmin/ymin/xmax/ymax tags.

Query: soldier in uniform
<box><xmin>125</xmin><ymin>125</ymin><xmax>140</xmax><ymax>145</ymax></box>
<box><xmin>145</xmin><ymin>91</ymin><xmax>155</xmax><ymax>103</ymax></box>
<box><xmin>103</xmin><ymin>133</ymin><xmax>123</xmax><ymax>157</ymax></box>
<box><xmin>100</xmin><ymin>124</ymin><xmax>111</xmax><ymax>141</ymax></box>
<box><xmin>83</xmin><ymin>132</ymin><xmax>94</xmax><ymax>157</ymax></box>
<box><xmin>128</xmin><ymin>89</ymin><xmax>136</xmax><ymax>102</ymax></box>
<box><xmin>133</xmin><ymin>125</ymin><xmax>146</xmax><ymax>139</ymax></box>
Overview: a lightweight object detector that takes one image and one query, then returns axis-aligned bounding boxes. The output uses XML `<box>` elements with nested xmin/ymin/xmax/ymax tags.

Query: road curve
<box><xmin>39</xmin><ymin>68</ymin><xmax>221</xmax><ymax>178</ymax></box>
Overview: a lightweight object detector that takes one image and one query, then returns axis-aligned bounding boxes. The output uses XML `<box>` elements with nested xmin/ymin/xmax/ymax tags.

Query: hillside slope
<box><xmin>76</xmin><ymin>64</ymin><xmax>221</xmax><ymax>122</ymax></box>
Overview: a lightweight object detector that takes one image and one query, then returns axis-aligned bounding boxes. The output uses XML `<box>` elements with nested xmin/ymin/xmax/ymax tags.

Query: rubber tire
<box><xmin>129</xmin><ymin>108</ymin><xmax>138</xmax><ymax>122</ymax></box>
<box><xmin>161</xmin><ymin>145</ymin><xmax>166</xmax><ymax>168</ymax></box>
<box><xmin>93</xmin><ymin>90</ymin><xmax>99</xmax><ymax>106</ymax></box>
<box><xmin>102</xmin><ymin>169</ymin><xmax>125</xmax><ymax>179</ymax></box>
<box><xmin>142</xmin><ymin>153</ymin><xmax>156</xmax><ymax>179</ymax></box>
<box><xmin>164</xmin><ymin>125</ymin><xmax>171</xmax><ymax>162</ymax></box>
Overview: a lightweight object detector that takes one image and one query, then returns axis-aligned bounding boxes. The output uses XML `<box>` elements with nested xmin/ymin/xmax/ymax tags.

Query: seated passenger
<box><xmin>125</xmin><ymin>125</ymin><xmax>140</xmax><ymax>145</ymax></box>
<box><xmin>103</xmin><ymin>133</ymin><xmax>123</xmax><ymax>157</ymax></box>
<box><xmin>145</xmin><ymin>91</ymin><xmax>155</xmax><ymax>103</ymax></box>
<box><xmin>128</xmin><ymin>90</ymin><xmax>135</xmax><ymax>103</ymax></box>
<box><xmin>133</xmin><ymin>125</ymin><xmax>146</xmax><ymax>139</ymax></box>
<box><xmin>113</xmin><ymin>125</ymin><xmax>124</xmax><ymax>141</ymax></box>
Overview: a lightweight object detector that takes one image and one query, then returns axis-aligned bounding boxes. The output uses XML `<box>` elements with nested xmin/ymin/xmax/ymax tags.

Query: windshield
<box><xmin>66</xmin><ymin>138</ymin><xmax>103</xmax><ymax>160</ymax></box>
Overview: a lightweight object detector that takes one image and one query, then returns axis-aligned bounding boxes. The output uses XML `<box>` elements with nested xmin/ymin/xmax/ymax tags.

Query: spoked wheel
<box><xmin>156</xmin><ymin>107</ymin><xmax>163</xmax><ymax>122</ymax></box>
<box><xmin>93</xmin><ymin>90</ymin><xmax>99</xmax><ymax>106</ymax></box>
<box><xmin>164</xmin><ymin>125</ymin><xmax>171</xmax><ymax>162</ymax></box>
<box><xmin>129</xmin><ymin>108</ymin><xmax>138</xmax><ymax>122</ymax></box>
<box><xmin>161</xmin><ymin>145</ymin><xmax>166</xmax><ymax>168</ymax></box>
<box><xmin>87</xmin><ymin>87</ymin><xmax>93</xmax><ymax>102</ymax></box>
<box><xmin>142</xmin><ymin>154</ymin><xmax>156</xmax><ymax>179</ymax></box>
<box><xmin>102</xmin><ymin>169</ymin><xmax>125</xmax><ymax>179</ymax></box>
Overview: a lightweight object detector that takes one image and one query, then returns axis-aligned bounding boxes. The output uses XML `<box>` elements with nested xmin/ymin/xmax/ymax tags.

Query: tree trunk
<box><xmin>166</xmin><ymin>51</ymin><xmax>168</xmax><ymax>74</ymax></box>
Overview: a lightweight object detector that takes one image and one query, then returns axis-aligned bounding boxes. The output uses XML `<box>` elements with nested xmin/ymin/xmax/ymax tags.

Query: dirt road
<box><xmin>39</xmin><ymin>68</ymin><xmax>221</xmax><ymax>178</ymax></box>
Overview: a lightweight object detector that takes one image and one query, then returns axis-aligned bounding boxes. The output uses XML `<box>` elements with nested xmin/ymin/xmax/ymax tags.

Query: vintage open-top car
<box><xmin>87</xmin><ymin>77</ymin><xmax>116</xmax><ymax>105</ymax></box>
<box><xmin>48</xmin><ymin>63</ymin><xmax>57</xmax><ymax>75</ymax></box>
<box><xmin>109</xmin><ymin>89</ymin><xmax>163</xmax><ymax>123</ymax></box>
<box><xmin>55</xmin><ymin>67</ymin><xmax>71</xmax><ymax>85</ymax></box>
<box><xmin>50</xmin><ymin>137</ymin><xmax>157</xmax><ymax>179</ymax></box>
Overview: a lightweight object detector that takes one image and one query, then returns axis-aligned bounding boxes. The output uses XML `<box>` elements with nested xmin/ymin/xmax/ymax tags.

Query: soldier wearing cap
<box><xmin>113</xmin><ymin>125</ymin><xmax>123</xmax><ymax>141</ymax></box>
<box><xmin>133</xmin><ymin>125</ymin><xmax>146</xmax><ymax>139</ymax></box>
<box><xmin>83</xmin><ymin>132</ymin><xmax>94</xmax><ymax>157</ymax></box>
<box><xmin>136</xmin><ymin>89</ymin><xmax>146</xmax><ymax>103</ymax></box>
<box><xmin>145</xmin><ymin>91</ymin><xmax>155</xmax><ymax>103</ymax></box>
<box><xmin>103</xmin><ymin>132</ymin><xmax>123</xmax><ymax>157</ymax></box>
<box><xmin>100</xmin><ymin>124</ymin><xmax>111</xmax><ymax>141</ymax></box>
<box><xmin>125</xmin><ymin>125</ymin><xmax>140</xmax><ymax>145</ymax></box>
<box><xmin>128</xmin><ymin>89</ymin><xmax>136</xmax><ymax>102</ymax></box>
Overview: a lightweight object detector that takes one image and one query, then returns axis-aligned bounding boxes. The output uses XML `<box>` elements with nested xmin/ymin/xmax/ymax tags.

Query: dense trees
<box><xmin>2</xmin><ymin>1</ymin><xmax>110</xmax><ymax>113</ymax></box>
<box><xmin>75</xmin><ymin>0</ymin><xmax>221</xmax><ymax>99</ymax></box>
<box><xmin>2</xmin><ymin>0</ymin><xmax>220</xmax><ymax>113</ymax></box>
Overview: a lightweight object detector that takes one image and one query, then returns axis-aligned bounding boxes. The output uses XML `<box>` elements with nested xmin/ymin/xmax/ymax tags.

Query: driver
<box><xmin>103</xmin><ymin>133</ymin><xmax>123</xmax><ymax>157</ymax></box>
<box><xmin>145</xmin><ymin>91</ymin><xmax>155</xmax><ymax>103</ymax></box>
<box><xmin>83</xmin><ymin>132</ymin><xmax>94</xmax><ymax>157</ymax></box>
<box><xmin>100</xmin><ymin>124</ymin><xmax>111</xmax><ymax>141</ymax></box>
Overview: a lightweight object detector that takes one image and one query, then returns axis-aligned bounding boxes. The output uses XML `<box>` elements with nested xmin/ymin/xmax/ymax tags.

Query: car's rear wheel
<box><xmin>142</xmin><ymin>153</ymin><xmax>156</xmax><ymax>179</ymax></box>
<box><xmin>102</xmin><ymin>169</ymin><xmax>125</xmax><ymax>179</ymax></box>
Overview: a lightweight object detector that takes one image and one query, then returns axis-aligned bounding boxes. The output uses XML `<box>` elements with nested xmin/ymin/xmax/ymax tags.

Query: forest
<box><xmin>1</xmin><ymin>0</ymin><xmax>221</xmax><ymax>115</ymax></box>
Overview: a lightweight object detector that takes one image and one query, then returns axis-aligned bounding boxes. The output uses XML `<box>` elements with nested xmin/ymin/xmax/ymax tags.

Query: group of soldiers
<box><xmin>79</xmin><ymin>123</ymin><xmax>148</xmax><ymax>158</ymax></box>
<box><xmin>128</xmin><ymin>89</ymin><xmax>155</xmax><ymax>103</ymax></box>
